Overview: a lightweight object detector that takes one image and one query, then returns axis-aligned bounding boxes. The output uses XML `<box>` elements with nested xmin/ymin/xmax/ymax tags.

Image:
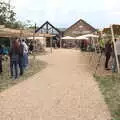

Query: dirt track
<box><xmin>0</xmin><ymin>49</ymin><xmax>111</xmax><ymax>120</ymax></box>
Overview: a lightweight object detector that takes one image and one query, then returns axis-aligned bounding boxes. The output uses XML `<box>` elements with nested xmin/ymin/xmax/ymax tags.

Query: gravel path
<box><xmin>0</xmin><ymin>49</ymin><xmax>111</xmax><ymax>120</ymax></box>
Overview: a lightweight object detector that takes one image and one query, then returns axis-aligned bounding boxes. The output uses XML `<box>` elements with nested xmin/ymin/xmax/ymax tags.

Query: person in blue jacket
<box><xmin>0</xmin><ymin>44</ymin><xmax>3</xmax><ymax>74</ymax></box>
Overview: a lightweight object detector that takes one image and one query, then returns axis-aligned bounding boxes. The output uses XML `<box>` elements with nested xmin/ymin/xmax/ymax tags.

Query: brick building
<box><xmin>62</xmin><ymin>19</ymin><xmax>97</xmax><ymax>48</ymax></box>
<box><xmin>64</xmin><ymin>19</ymin><xmax>96</xmax><ymax>37</ymax></box>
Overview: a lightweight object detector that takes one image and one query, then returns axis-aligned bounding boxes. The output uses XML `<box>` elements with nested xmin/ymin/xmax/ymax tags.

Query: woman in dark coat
<box><xmin>9</xmin><ymin>39</ymin><xmax>20</xmax><ymax>79</ymax></box>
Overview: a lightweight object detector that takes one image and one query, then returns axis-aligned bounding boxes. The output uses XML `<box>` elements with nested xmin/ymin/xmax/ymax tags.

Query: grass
<box><xmin>0</xmin><ymin>57</ymin><xmax>47</xmax><ymax>92</ymax></box>
<box><xmin>94</xmin><ymin>74</ymin><xmax>120</xmax><ymax>120</ymax></box>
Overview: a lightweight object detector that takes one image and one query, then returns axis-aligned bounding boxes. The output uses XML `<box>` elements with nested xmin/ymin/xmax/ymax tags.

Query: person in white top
<box><xmin>22</xmin><ymin>39</ymin><xmax>29</xmax><ymax>68</ymax></box>
<box><xmin>22</xmin><ymin>41</ymin><xmax>28</xmax><ymax>54</ymax></box>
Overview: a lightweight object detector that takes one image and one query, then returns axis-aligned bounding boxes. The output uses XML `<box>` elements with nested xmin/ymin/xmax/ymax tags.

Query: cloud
<box><xmin>2</xmin><ymin>0</ymin><xmax>120</xmax><ymax>28</ymax></box>
<box><xmin>46</xmin><ymin>0</ymin><xmax>64</xmax><ymax>9</ymax></box>
<box><xmin>104</xmin><ymin>0</ymin><xmax>120</xmax><ymax>10</ymax></box>
<box><xmin>111</xmin><ymin>11</ymin><xmax>120</xmax><ymax>15</ymax></box>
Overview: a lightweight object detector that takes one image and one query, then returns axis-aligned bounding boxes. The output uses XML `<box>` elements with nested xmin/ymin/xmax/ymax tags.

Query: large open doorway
<box><xmin>46</xmin><ymin>37</ymin><xmax>51</xmax><ymax>47</ymax></box>
<box><xmin>0</xmin><ymin>37</ymin><xmax>10</xmax><ymax>47</ymax></box>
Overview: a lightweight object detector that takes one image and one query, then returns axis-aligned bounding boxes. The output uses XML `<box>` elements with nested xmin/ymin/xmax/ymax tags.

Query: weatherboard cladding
<box><xmin>64</xmin><ymin>19</ymin><xmax>96</xmax><ymax>37</ymax></box>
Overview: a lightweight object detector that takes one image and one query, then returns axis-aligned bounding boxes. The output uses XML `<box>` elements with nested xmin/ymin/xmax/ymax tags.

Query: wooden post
<box><xmin>46</xmin><ymin>23</ymin><xmax>48</xmax><ymax>34</ymax></box>
<box><xmin>50</xmin><ymin>37</ymin><xmax>53</xmax><ymax>53</ymax></box>
<box><xmin>60</xmin><ymin>35</ymin><xmax>62</xmax><ymax>48</ymax></box>
<box><xmin>33</xmin><ymin>23</ymin><xmax>36</xmax><ymax>60</ymax></box>
<box><xmin>89</xmin><ymin>37</ymin><xmax>94</xmax><ymax>64</ymax></box>
<box><xmin>111</xmin><ymin>25</ymin><xmax>120</xmax><ymax>73</ymax></box>
<box><xmin>59</xmin><ymin>32</ymin><xmax>62</xmax><ymax>48</ymax></box>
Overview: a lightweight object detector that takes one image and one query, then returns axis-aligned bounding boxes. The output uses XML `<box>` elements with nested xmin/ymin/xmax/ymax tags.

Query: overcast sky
<box><xmin>3</xmin><ymin>0</ymin><xmax>120</xmax><ymax>29</ymax></box>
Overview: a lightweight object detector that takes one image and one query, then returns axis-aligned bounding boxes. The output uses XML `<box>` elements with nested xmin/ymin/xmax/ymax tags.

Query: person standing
<box><xmin>9</xmin><ymin>39</ymin><xmax>20</xmax><ymax>79</ymax></box>
<box><xmin>22</xmin><ymin>39</ymin><xmax>29</xmax><ymax>69</ymax></box>
<box><xmin>99</xmin><ymin>39</ymin><xmax>105</xmax><ymax>53</ymax></box>
<box><xmin>2</xmin><ymin>45</ymin><xmax>9</xmax><ymax>55</ymax></box>
<box><xmin>0</xmin><ymin>45</ymin><xmax>3</xmax><ymax>74</ymax></box>
<box><xmin>19</xmin><ymin>39</ymin><xmax>24</xmax><ymax>76</ymax></box>
<box><xmin>81</xmin><ymin>40</ymin><xmax>84</xmax><ymax>50</ymax></box>
<box><xmin>104</xmin><ymin>40</ymin><xmax>112</xmax><ymax>70</ymax></box>
<box><xmin>29</xmin><ymin>42</ymin><xmax>34</xmax><ymax>54</ymax></box>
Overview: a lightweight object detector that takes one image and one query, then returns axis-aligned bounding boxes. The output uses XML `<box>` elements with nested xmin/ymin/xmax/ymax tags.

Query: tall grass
<box><xmin>95</xmin><ymin>74</ymin><xmax>120</xmax><ymax>120</ymax></box>
<box><xmin>0</xmin><ymin>57</ymin><xmax>47</xmax><ymax>92</ymax></box>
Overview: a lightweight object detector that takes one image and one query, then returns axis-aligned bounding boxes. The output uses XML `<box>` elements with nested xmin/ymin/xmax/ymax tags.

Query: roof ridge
<box><xmin>65</xmin><ymin>19</ymin><xmax>96</xmax><ymax>32</ymax></box>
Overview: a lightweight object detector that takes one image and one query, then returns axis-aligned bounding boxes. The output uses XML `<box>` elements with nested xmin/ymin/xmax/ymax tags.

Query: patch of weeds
<box><xmin>94</xmin><ymin>74</ymin><xmax>120</xmax><ymax>120</ymax></box>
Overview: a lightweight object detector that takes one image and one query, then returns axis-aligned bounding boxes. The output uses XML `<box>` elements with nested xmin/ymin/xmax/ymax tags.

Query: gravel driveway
<box><xmin>0</xmin><ymin>49</ymin><xmax>111</xmax><ymax>120</ymax></box>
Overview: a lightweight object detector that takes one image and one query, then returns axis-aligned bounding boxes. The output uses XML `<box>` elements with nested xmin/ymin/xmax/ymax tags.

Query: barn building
<box><xmin>62</xmin><ymin>19</ymin><xmax>97</xmax><ymax>48</ymax></box>
<box><xmin>64</xmin><ymin>19</ymin><xmax>96</xmax><ymax>37</ymax></box>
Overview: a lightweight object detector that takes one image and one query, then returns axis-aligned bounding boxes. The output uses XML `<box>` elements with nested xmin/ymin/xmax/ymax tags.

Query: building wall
<box><xmin>64</xmin><ymin>19</ymin><xmax>96</xmax><ymax>37</ymax></box>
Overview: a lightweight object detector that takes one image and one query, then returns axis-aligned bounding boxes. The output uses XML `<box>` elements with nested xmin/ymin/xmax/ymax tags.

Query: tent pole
<box><xmin>60</xmin><ymin>37</ymin><xmax>62</xmax><ymax>48</ymax></box>
<box><xmin>33</xmin><ymin>23</ymin><xmax>36</xmax><ymax>60</ymax></box>
<box><xmin>50</xmin><ymin>37</ymin><xmax>53</xmax><ymax>53</ymax></box>
<box><xmin>111</xmin><ymin>25</ymin><xmax>120</xmax><ymax>73</ymax></box>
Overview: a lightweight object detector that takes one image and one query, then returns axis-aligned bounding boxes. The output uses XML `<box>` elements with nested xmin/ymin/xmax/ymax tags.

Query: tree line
<box><xmin>0</xmin><ymin>1</ymin><xmax>35</xmax><ymax>29</ymax></box>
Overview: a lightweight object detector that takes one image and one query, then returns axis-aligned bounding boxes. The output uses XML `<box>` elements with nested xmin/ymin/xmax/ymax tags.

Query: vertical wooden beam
<box><xmin>33</xmin><ymin>23</ymin><xmax>36</xmax><ymax>59</ymax></box>
<box><xmin>52</xmin><ymin>28</ymin><xmax>53</xmax><ymax>34</ymax></box>
<box><xmin>33</xmin><ymin>24</ymin><xmax>35</xmax><ymax>42</ymax></box>
<box><xmin>50</xmin><ymin>37</ymin><xmax>53</xmax><ymax>53</ymax></box>
<box><xmin>111</xmin><ymin>25</ymin><xmax>120</xmax><ymax>73</ymax></box>
<box><xmin>60</xmin><ymin>32</ymin><xmax>62</xmax><ymax>48</ymax></box>
<box><xmin>46</xmin><ymin>23</ymin><xmax>48</xmax><ymax>34</ymax></box>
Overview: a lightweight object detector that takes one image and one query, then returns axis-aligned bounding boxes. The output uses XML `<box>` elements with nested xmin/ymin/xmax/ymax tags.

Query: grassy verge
<box><xmin>94</xmin><ymin>74</ymin><xmax>120</xmax><ymax>120</ymax></box>
<box><xmin>0</xmin><ymin>58</ymin><xmax>47</xmax><ymax>92</ymax></box>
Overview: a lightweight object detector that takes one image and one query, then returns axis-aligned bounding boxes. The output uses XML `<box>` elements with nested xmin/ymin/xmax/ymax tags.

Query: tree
<box><xmin>0</xmin><ymin>1</ymin><xmax>36</xmax><ymax>29</ymax></box>
<box><xmin>0</xmin><ymin>1</ymin><xmax>16</xmax><ymax>26</ymax></box>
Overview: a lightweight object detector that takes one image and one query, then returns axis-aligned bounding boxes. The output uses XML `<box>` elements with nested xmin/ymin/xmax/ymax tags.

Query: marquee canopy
<box><xmin>62</xmin><ymin>36</ymin><xmax>75</xmax><ymax>40</ymax></box>
<box><xmin>82</xmin><ymin>34</ymin><xmax>99</xmax><ymax>38</ymax></box>
<box><xmin>75</xmin><ymin>36</ymin><xmax>88</xmax><ymax>40</ymax></box>
<box><xmin>0</xmin><ymin>28</ymin><xmax>54</xmax><ymax>38</ymax></box>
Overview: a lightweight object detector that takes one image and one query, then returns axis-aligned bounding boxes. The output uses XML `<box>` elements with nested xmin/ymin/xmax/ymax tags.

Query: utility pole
<box><xmin>8</xmin><ymin>0</ymin><xmax>11</xmax><ymax>11</ymax></box>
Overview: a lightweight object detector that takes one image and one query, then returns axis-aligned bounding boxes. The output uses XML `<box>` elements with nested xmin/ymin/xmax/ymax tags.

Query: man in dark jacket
<box><xmin>19</xmin><ymin>39</ymin><xmax>24</xmax><ymax>76</ymax></box>
<box><xmin>104</xmin><ymin>40</ymin><xmax>112</xmax><ymax>70</ymax></box>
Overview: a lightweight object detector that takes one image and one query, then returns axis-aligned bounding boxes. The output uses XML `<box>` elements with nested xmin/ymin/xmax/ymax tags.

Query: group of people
<box><xmin>0</xmin><ymin>38</ymin><xmax>33</xmax><ymax>79</ymax></box>
<box><xmin>104</xmin><ymin>39</ymin><xmax>120</xmax><ymax>72</ymax></box>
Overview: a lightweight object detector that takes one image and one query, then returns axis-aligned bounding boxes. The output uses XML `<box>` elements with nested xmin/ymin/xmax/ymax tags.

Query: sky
<box><xmin>3</xmin><ymin>0</ymin><xmax>120</xmax><ymax>29</ymax></box>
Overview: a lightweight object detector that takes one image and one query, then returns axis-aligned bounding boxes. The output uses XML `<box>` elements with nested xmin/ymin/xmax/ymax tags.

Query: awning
<box><xmin>62</xmin><ymin>36</ymin><xmax>75</xmax><ymax>40</ymax></box>
<box><xmin>75</xmin><ymin>36</ymin><xmax>88</xmax><ymax>40</ymax></box>
<box><xmin>82</xmin><ymin>34</ymin><xmax>99</xmax><ymax>38</ymax></box>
